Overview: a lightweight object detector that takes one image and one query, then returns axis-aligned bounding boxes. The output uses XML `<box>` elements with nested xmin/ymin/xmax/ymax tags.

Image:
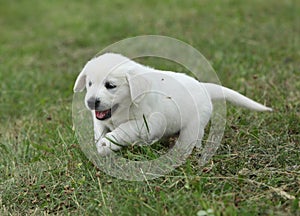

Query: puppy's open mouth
<box><xmin>95</xmin><ymin>104</ymin><xmax>118</xmax><ymax>121</ymax></box>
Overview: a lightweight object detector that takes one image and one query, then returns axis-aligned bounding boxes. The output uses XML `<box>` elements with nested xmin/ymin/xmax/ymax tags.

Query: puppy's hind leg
<box><xmin>179</xmin><ymin>120</ymin><xmax>204</xmax><ymax>153</ymax></box>
<box><xmin>164</xmin><ymin>125</ymin><xmax>201</xmax><ymax>166</ymax></box>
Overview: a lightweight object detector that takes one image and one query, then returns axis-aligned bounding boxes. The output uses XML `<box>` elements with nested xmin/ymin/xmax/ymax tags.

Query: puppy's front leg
<box><xmin>91</xmin><ymin>112</ymin><xmax>116</xmax><ymax>156</ymax></box>
<box><xmin>97</xmin><ymin>115</ymin><xmax>166</xmax><ymax>156</ymax></box>
<box><xmin>92</xmin><ymin>112</ymin><xmax>108</xmax><ymax>141</ymax></box>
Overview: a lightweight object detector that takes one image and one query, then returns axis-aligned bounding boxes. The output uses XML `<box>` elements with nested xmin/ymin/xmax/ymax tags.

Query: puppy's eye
<box><xmin>88</xmin><ymin>81</ymin><xmax>92</xmax><ymax>87</ymax></box>
<box><xmin>105</xmin><ymin>82</ymin><xmax>116</xmax><ymax>89</ymax></box>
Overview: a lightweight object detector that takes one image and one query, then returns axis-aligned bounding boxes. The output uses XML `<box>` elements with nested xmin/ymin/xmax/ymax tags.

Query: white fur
<box><xmin>74</xmin><ymin>53</ymin><xmax>272</xmax><ymax>156</ymax></box>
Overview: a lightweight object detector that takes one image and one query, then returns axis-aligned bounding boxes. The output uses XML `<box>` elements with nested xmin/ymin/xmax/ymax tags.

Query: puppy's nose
<box><xmin>95</xmin><ymin>98</ymin><xmax>100</xmax><ymax>108</ymax></box>
<box><xmin>87</xmin><ymin>97</ymin><xmax>100</xmax><ymax>110</ymax></box>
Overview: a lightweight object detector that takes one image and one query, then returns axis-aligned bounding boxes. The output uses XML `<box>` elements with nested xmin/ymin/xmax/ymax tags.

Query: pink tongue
<box><xmin>96</xmin><ymin>110</ymin><xmax>108</xmax><ymax>119</ymax></box>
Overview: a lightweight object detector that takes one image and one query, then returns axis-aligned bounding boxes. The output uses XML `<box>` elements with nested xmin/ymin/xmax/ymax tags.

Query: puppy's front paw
<box><xmin>96</xmin><ymin>134</ymin><xmax>122</xmax><ymax>156</ymax></box>
<box><xmin>96</xmin><ymin>139</ymin><xmax>113</xmax><ymax>156</ymax></box>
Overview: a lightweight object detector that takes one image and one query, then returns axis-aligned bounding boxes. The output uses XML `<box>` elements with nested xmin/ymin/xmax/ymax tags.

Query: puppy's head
<box><xmin>73</xmin><ymin>53</ymin><xmax>151</xmax><ymax>121</ymax></box>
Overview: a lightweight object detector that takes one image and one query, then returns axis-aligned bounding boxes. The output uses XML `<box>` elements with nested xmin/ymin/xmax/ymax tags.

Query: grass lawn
<box><xmin>0</xmin><ymin>0</ymin><xmax>299</xmax><ymax>215</ymax></box>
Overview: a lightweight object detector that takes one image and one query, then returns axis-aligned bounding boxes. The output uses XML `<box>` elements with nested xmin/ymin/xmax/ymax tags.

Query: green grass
<box><xmin>0</xmin><ymin>0</ymin><xmax>299</xmax><ymax>215</ymax></box>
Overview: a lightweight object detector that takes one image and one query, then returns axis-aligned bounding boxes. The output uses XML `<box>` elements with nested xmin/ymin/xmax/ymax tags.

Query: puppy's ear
<box><xmin>126</xmin><ymin>70</ymin><xmax>151</xmax><ymax>104</ymax></box>
<box><xmin>73</xmin><ymin>70</ymin><xmax>86</xmax><ymax>92</ymax></box>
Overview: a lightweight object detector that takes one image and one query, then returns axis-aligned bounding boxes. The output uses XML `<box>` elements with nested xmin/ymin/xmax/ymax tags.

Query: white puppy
<box><xmin>74</xmin><ymin>53</ymin><xmax>271</xmax><ymax>156</ymax></box>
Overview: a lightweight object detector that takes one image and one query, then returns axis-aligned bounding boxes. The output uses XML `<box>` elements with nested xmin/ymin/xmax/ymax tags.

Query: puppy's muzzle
<box><xmin>87</xmin><ymin>97</ymin><xmax>100</xmax><ymax>110</ymax></box>
<box><xmin>87</xmin><ymin>97</ymin><xmax>119</xmax><ymax>121</ymax></box>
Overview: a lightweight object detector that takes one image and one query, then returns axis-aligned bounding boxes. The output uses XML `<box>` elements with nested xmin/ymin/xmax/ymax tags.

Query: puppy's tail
<box><xmin>203</xmin><ymin>83</ymin><xmax>272</xmax><ymax>112</ymax></box>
